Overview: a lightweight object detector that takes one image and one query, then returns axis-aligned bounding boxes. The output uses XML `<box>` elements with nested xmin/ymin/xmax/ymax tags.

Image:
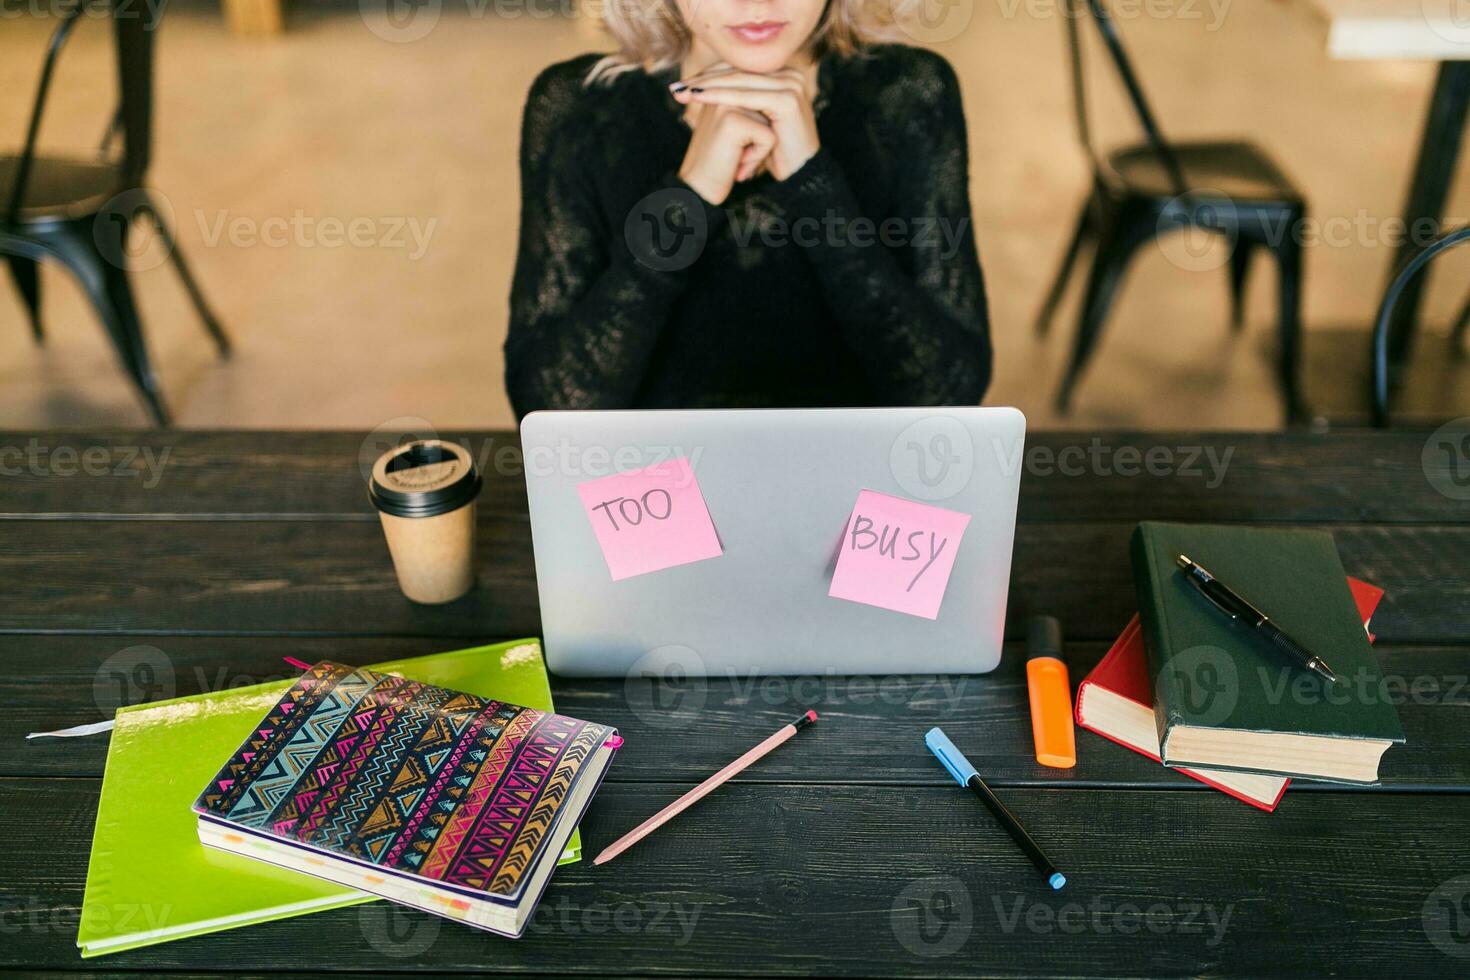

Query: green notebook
<box><xmin>78</xmin><ymin>639</ymin><xmax>577</xmax><ymax>957</ymax></box>
<box><xmin>1132</xmin><ymin>522</ymin><xmax>1404</xmax><ymax>785</ymax></box>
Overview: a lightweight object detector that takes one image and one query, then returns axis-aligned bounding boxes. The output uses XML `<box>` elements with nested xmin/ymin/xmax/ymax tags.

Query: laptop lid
<box><xmin>521</xmin><ymin>407</ymin><xmax>1025</xmax><ymax>677</ymax></box>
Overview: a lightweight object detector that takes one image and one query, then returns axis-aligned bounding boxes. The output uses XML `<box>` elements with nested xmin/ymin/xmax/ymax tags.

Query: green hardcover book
<box><xmin>1131</xmin><ymin>522</ymin><xmax>1404</xmax><ymax>785</ymax></box>
<box><xmin>78</xmin><ymin>639</ymin><xmax>578</xmax><ymax>957</ymax></box>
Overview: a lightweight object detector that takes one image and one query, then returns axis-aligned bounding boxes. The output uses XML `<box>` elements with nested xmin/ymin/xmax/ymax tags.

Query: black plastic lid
<box><xmin>1026</xmin><ymin>615</ymin><xmax>1065</xmax><ymax>663</ymax></box>
<box><xmin>368</xmin><ymin>440</ymin><xmax>481</xmax><ymax>518</ymax></box>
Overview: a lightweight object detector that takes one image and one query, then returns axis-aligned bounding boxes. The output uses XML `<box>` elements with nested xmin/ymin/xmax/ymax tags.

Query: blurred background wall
<box><xmin>1</xmin><ymin>1</ymin><xmax>1466</xmax><ymax>429</ymax></box>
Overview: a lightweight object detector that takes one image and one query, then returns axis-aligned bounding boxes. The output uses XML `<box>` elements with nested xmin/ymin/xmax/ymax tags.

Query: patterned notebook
<box><xmin>193</xmin><ymin>660</ymin><xmax>618</xmax><ymax>937</ymax></box>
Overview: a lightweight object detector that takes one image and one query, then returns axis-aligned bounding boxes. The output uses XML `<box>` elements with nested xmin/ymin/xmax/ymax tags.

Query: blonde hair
<box><xmin>586</xmin><ymin>0</ymin><xmax>896</xmax><ymax>84</ymax></box>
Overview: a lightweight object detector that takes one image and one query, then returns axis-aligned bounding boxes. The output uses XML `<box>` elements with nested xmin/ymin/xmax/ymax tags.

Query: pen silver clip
<box><xmin>1177</xmin><ymin>555</ymin><xmax>1240</xmax><ymax>620</ymax></box>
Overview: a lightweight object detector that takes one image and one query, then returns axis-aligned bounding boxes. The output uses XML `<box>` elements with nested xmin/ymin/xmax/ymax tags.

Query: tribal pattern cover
<box><xmin>194</xmin><ymin>661</ymin><xmax>613</xmax><ymax>899</ymax></box>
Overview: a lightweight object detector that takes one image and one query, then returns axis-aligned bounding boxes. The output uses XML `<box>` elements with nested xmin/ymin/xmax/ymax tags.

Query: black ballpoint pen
<box><xmin>925</xmin><ymin>727</ymin><xmax>1067</xmax><ymax>890</ymax></box>
<box><xmin>1175</xmin><ymin>554</ymin><xmax>1337</xmax><ymax>683</ymax></box>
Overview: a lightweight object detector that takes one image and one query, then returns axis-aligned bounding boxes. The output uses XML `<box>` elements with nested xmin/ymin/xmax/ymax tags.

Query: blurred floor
<box><xmin>1</xmin><ymin>1</ymin><xmax>1468</xmax><ymax>430</ymax></box>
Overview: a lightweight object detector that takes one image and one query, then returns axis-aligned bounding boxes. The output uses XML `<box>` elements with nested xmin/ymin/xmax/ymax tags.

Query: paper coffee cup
<box><xmin>368</xmin><ymin>440</ymin><xmax>481</xmax><ymax>604</ymax></box>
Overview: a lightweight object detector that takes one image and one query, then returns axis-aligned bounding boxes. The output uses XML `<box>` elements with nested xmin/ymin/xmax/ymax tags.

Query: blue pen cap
<box><xmin>925</xmin><ymin>727</ymin><xmax>979</xmax><ymax>787</ymax></box>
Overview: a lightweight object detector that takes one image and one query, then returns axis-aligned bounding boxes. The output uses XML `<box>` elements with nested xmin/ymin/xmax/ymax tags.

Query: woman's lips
<box><xmin>726</xmin><ymin>21</ymin><xmax>786</xmax><ymax>44</ymax></box>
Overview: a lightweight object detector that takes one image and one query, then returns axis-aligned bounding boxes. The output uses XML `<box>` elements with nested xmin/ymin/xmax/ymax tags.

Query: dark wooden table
<box><xmin>2</xmin><ymin>429</ymin><xmax>1468</xmax><ymax>976</ymax></box>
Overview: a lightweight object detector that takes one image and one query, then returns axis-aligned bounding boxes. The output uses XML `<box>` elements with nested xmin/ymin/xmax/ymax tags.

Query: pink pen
<box><xmin>593</xmin><ymin>710</ymin><xmax>818</xmax><ymax>865</ymax></box>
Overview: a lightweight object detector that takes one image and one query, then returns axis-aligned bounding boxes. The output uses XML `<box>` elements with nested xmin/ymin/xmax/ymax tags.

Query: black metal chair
<box><xmin>1</xmin><ymin>2</ymin><xmax>229</xmax><ymax>426</ymax></box>
<box><xmin>1370</xmin><ymin>225</ymin><xmax>1470</xmax><ymax>426</ymax></box>
<box><xmin>1449</xmin><ymin>290</ymin><xmax>1470</xmax><ymax>358</ymax></box>
<box><xmin>1036</xmin><ymin>0</ymin><xmax>1309</xmax><ymax>422</ymax></box>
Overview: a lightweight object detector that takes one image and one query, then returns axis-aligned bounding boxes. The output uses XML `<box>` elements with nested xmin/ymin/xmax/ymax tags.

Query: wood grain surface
<box><xmin>1</xmin><ymin>430</ymin><xmax>1465</xmax><ymax>976</ymax></box>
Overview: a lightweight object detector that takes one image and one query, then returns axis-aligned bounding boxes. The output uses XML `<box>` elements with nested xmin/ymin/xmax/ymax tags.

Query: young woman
<box><xmin>505</xmin><ymin>0</ymin><xmax>992</xmax><ymax>417</ymax></box>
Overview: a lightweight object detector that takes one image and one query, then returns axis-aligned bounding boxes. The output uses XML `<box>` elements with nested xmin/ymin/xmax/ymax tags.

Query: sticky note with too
<box><xmin>577</xmin><ymin>457</ymin><xmax>723</xmax><ymax>581</ymax></box>
<box><xmin>828</xmin><ymin>489</ymin><xmax>971</xmax><ymax>619</ymax></box>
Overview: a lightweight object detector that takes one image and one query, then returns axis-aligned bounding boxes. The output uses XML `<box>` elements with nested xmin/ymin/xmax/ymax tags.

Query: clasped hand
<box><xmin>673</xmin><ymin>65</ymin><xmax>820</xmax><ymax>206</ymax></box>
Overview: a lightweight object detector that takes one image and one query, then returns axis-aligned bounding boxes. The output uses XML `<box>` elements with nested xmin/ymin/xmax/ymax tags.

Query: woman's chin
<box><xmin>718</xmin><ymin>48</ymin><xmax>799</xmax><ymax>75</ymax></box>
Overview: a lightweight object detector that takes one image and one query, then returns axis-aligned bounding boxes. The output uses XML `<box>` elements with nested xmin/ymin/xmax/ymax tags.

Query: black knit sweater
<box><xmin>505</xmin><ymin>44</ymin><xmax>992</xmax><ymax>418</ymax></box>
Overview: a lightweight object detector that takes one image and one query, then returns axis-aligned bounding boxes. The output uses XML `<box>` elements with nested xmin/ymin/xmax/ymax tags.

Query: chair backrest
<box><xmin>1370</xmin><ymin>225</ymin><xmax>1470</xmax><ymax>426</ymax></box>
<box><xmin>114</xmin><ymin>2</ymin><xmax>156</xmax><ymax>187</ymax></box>
<box><xmin>7</xmin><ymin>1</ymin><xmax>156</xmax><ymax>222</ymax></box>
<box><xmin>1063</xmin><ymin>0</ymin><xmax>1186</xmax><ymax>195</ymax></box>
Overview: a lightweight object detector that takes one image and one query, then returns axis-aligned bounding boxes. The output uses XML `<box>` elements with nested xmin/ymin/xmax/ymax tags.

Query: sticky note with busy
<box><xmin>828</xmin><ymin>489</ymin><xmax>971</xmax><ymax>619</ymax></box>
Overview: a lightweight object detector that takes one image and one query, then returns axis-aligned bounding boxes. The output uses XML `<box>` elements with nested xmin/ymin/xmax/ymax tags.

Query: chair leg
<box><xmin>48</xmin><ymin>219</ymin><xmax>171</xmax><ymax>426</ymax></box>
<box><xmin>1274</xmin><ymin>234</ymin><xmax>1306</xmax><ymax>425</ymax></box>
<box><xmin>1035</xmin><ymin>202</ymin><xmax>1094</xmax><ymax>337</ymax></box>
<box><xmin>6</xmin><ymin>256</ymin><xmax>43</xmax><ymax>344</ymax></box>
<box><xmin>1451</xmin><ymin>288</ymin><xmax>1470</xmax><ymax>358</ymax></box>
<box><xmin>1227</xmin><ymin>241</ymin><xmax>1253</xmax><ymax>333</ymax></box>
<box><xmin>1054</xmin><ymin>214</ymin><xmax>1147</xmax><ymax>413</ymax></box>
<box><xmin>142</xmin><ymin>197</ymin><xmax>231</xmax><ymax>358</ymax></box>
<box><xmin>98</xmin><ymin>260</ymin><xmax>171</xmax><ymax>426</ymax></box>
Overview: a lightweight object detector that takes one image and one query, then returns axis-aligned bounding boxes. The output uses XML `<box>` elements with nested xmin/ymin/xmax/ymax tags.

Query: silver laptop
<box><xmin>521</xmin><ymin>407</ymin><xmax>1025</xmax><ymax>677</ymax></box>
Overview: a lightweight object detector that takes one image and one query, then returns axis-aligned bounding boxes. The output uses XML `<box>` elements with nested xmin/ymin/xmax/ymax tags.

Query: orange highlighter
<box><xmin>1026</xmin><ymin>616</ymin><xmax>1077</xmax><ymax>768</ymax></box>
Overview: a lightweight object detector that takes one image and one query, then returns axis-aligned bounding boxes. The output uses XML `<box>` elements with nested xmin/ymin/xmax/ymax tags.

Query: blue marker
<box><xmin>926</xmin><ymin>726</ymin><xmax>1067</xmax><ymax>890</ymax></box>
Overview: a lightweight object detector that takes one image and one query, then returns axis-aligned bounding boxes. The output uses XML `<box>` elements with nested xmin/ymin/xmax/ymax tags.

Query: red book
<box><xmin>1075</xmin><ymin>578</ymin><xmax>1384</xmax><ymax>812</ymax></box>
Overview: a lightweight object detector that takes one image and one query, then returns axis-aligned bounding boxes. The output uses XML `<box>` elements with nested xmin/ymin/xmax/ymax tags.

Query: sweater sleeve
<box><xmin>766</xmin><ymin>55</ymin><xmax>993</xmax><ymax>406</ymax></box>
<box><xmin>504</xmin><ymin>64</ymin><xmax>722</xmax><ymax>419</ymax></box>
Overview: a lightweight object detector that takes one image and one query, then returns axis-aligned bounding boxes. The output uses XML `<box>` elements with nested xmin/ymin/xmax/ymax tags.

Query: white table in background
<box><xmin>1306</xmin><ymin>0</ymin><xmax>1470</xmax><ymax>367</ymax></box>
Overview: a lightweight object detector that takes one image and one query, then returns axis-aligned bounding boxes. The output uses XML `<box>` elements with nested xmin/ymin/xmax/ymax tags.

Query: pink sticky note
<box><xmin>577</xmin><ymin>457</ymin><xmax>723</xmax><ymax>581</ymax></box>
<box><xmin>828</xmin><ymin>489</ymin><xmax>971</xmax><ymax>620</ymax></box>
